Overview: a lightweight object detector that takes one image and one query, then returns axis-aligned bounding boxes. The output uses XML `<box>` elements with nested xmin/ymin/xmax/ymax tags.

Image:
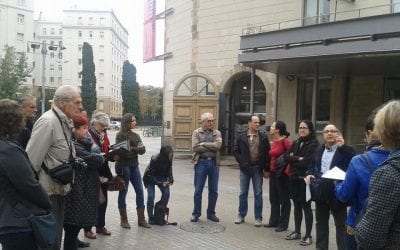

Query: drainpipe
<box><xmin>312</xmin><ymin>63</ymin><xmax>318</xmax><ymax>125</ymax></box>
<box><xmin>275</xmin><ymin>74</ymin><xmax>279</xmax><ymax>120</ymax></box>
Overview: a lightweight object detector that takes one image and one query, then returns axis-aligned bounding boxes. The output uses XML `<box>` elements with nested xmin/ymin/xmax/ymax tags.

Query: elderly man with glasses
<box><xmin>306</xmin><ymin>124</ymin><xmax>355</xmax><ymax>250</ymax></box>
<box><xmin>190</xmin><ymin>112</ymin><xmax>222</xmax><ymax>223</ymax></box>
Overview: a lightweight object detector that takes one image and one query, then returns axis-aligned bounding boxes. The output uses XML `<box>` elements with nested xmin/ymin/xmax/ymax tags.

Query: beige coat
<box><xmin>191</xmin><ymin>127</ymin><xmax>222</xmax><ymax>166</ymax></box>
<box><xmin>26</xmin><ymin>106</ymin><xmax>75</xmax><ymax>196</ymax></box>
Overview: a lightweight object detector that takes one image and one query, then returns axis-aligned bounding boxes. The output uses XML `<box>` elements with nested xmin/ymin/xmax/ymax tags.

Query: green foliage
<box><xmin>139</xmin><ymin>85</ymin><xmax>162</xmax><ymax>122</ymax></box>
<box><xmin>0</xmin><ymin>45</ymin><xmax>31</xmax><ymax>99</ymax></box>
<box><xmin>121</xmin><ymin>60</ymin><xmax>140</xmax><ymax>117</ymax></box>
<box><xmin>81</xmin><ymin>42</ymin><xmax>97</xmax><ymax>118</ymax></box>
<box><xmin>36</xmin><ymin>87</ymin><xmax>56</xmax><ymax>115</ymax></box>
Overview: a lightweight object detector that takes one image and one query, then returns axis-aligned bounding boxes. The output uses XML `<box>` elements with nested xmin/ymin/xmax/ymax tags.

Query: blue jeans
<box><xmin>146</xmin><ymin>178</ymin><xmax>170</xmax><ymax>218</ymax></box>
<box><xmin>116</xmin><ymin>165</ymin><xmax>145</xmax><ymax>209</ymax></box>
<box><xmin>192</xmin><ymin>159</ymin><xmax>219</xmax><ymax>217</ymax></box>
<box><xmin>0</xmin><ymin>231</ymin><xmax>38</xmax><ymax>250</ymax></box>
<box><xmin>238</xmin><ymin>166</ymin><xmax>263</xmax><ymax>220</ymax></box>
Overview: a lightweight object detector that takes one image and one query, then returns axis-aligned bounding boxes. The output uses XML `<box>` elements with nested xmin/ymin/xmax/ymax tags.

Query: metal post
<box><xmin>250</xmin><ymin>66</ymin><xmax>255</xmax><ymax>114</ymax></box>
<box><xmin>41</xmin><ymin>40</ymin><xmax>47</xmax><ymax>114</ymax></box>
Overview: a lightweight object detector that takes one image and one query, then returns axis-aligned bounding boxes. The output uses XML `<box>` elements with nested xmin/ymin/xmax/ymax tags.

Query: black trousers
<box><xmin>63</xmin><ymin>224</ymin><xmax>80</xmax><ymax>250</ymax></box>
<box><xmin>268</xmin><ymin>173</ymin><xmax>291</xmax><ymax>228</ymax></box>
<box><xmin>315</xmin><ymin>201</ymin><xmax>347</xmax><ymax>250</ymax></box>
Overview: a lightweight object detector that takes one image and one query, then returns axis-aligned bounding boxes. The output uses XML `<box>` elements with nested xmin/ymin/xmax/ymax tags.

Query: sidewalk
<box><xmin>80</xmin><ymin>132</ymin><xmax>338</xmax><ymax>249</ymax></box>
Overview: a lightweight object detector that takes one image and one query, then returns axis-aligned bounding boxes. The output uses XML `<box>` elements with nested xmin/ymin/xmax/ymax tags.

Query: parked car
<box><xmin>109</xmin><ymin>121</ymin><xmax>121</xmax><ymax>130</ymax></box>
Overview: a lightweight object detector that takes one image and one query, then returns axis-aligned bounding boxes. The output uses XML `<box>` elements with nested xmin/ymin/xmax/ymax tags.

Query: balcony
<box><xmin>238</xmin><ymin>4</ymin><xmax>400</xmax><ymax>75</ymax></box>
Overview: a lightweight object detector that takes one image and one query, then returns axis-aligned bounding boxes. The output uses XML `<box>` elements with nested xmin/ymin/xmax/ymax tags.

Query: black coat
<box><xmin>233</xmin><ymin>131</ymin><xmax>270</xmax><ymax>173</ymax></box>
<box><xmin>64</xmin><ymin>139</ymin><xmax>103</xmax><ymax>227</ymax></box>
<box><xmin>311</xmin><ymin>144</ymin><xmax>355</xmax><ymax>177</ymax></box>
<box><xmin>143</xmin><ymin>154</ymin><xmax>174</xmax><ymax>188</ymax></box>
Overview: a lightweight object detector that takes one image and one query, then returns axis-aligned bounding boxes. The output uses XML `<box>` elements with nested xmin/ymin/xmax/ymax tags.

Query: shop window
<box><xmin>384</xmin><ymin>78</ymin><xmax>400</xmax><ymax>101</ymax></box>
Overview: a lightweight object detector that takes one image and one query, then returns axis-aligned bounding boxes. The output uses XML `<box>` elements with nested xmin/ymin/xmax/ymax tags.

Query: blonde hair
<box><xmin>373</xmin><ymin>100</ymin><xmax>400</xmax><ymax>149</ymax></box>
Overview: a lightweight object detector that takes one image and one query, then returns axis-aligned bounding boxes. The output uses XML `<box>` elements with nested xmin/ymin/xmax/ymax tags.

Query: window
<box><xmin>298</xmin><ymin>77</ymin><xmax>332</xmax><ymax>131</ymax></box>
<box><xmin>58</xmin><ymin>65</ymin><xmax>62</xmax><ymax>71</ymax></box>
<box><xmin>17</xmin><ymin>14</ymin><xmax>24</xmax><ymax>24</ymax></box>
<box><xmin>59</xmin><ymin>28</ymin><xmax>62</xmax><ymax>35</ymax></box>
<box><xmin>50</xmin><ymin>77</ymin><xmax>54</xmax><ymax>83</ymax></box>
<box><xmin>78</xmin><ymin>17</ymin><xmax>82</xmax><ymax>25</ymax></box>
<box><xmin>50</xmin><ymin>28</ymin><xmax>55</xmax><ymax>34</ymax></box>
<box><xmin>78</xmin><ymin>58</ymin><xmax>82</xmax><ymax>65</ymax></box>
<box><xmin>100</xmin><ymin>17</ymin><xmax>105</xmax><ymax>25</ymax></box>
<box><xmin>17</xmin><ymin>33</ymin><xmax>24</xmax><ymax>42</ymax></box>
<box><xmin>89</xmin><ymin>31</ymin><xmax>93</xmax><ymax>38</ymax></box>
<box><xmin>78</xmin><ymin>31</ymin><xmax>82</xmax><ymax>37</ymax></box>
<box><xmin>17</xmin><ymin>0</ymin><xmax>26</xmax><ymax>6</ymax></box>
<box><xmin>78</xmin><ymin>72</ymin><xmax>82</xmax><ymax>79</ymax></box>
<box><xmin>99</xmin><ymin>45</ymin><xmax>104</xmax><ymax>52</ymax></box>
<box><xmin>99</xmin><ymin>101</ymin><xmax>104</xmax><ymax>110</ymax></box>
<box><xmin>99</xmin><ymin>73</ymin><xmax>104</xmax><ymax>81</ymax></box>
<box><xmin>78</xmin><ymin>44</ymin><xmax>82</xmax><ymax>51</ymax></box>
<box><xmin>99</xmin><ymin>59</ymin><xmax>104</xmax><ymax>67</ymax></box>
<box><xmin>89</xmin><ymin>17</ymin><xmax>93</xmax><ymax>25</ymax></box>
<box><xmin>50</xmin><ymin>52</ymin><xmax>54</xmax><ymax>59</ymax></box>
<box><xmin>393</xmin><ymin>0</ymin><xmax>400</xmax><ymax>12</ymax></box>
<box><xmin>231</xmin><ymin>74</ymin><xmax>266</xmax><ymax>114</ymax></box>
<box><xmin>384</xmin><ymin>78</ymin><xmax>400</xmax><ymax>101</ymax></box>
<box><xmin>50</xmin><ymin>65</ymin><xmax>54</xmax><ymax>71</ymax></box>
<box><xmin>304</xmin><ymin>0</ymin><xmax>330</xmax><ymax>26</ymax></box>
<box><xmin>42</xmin><ymin>28</ymin><xmax>47</xmax><ymax>35</ymax></box>
<box><xmin>58</xmin><ymin>77</ymin><xmax>62</xmax><ymax>84</ymax></box>
<box><xmin>100</xmin><ymin>31</ymin><xmax>104</xmax><ymax>39</ymax></box>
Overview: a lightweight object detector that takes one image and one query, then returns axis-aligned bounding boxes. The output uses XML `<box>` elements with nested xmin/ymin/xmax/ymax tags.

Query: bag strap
<box><xmin>362</xmin><ymin>153</ymin><xmax>373</xmax><ymax>174</ymax></box>
<box><xmin>41</xmin><ymin>109</ymin><xmax>74</xmax><ymax>173</ymax></box>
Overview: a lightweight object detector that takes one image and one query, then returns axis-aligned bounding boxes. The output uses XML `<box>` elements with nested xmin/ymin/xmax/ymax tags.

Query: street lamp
<box><xmin>28</xmin><ymin>41</ymin><xmax>66</xmax><ymax>114</ymax></box>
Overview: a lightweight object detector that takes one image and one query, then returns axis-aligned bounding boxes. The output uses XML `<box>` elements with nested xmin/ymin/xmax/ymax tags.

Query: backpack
<box><xmin>153</xmin><ymin>200</ymin><xmax>169</xmax><ymax>225</ymax></box>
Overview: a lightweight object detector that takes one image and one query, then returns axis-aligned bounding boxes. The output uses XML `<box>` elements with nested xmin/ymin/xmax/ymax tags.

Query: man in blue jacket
<box><xmin>306</xmin><ymin>124</ymin><xmax>355</xmax><ymax>250</ymax></box>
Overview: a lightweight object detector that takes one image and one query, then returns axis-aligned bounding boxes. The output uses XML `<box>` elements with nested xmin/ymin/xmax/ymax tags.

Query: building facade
<box><xmin>163</xmin><ymin>0</ymin><xmax>400</xmax><ymax>155</ymax></box>
<box><xmin>62</xmin><ymin>9</ymin><xmax>128</xmax><ymax>119</ymax></box>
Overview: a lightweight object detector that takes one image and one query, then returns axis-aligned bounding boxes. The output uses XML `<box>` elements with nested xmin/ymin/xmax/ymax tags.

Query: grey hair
<box><xmin>200</xmin><ymin>112</ymin><xmax>214</xmax><ymax>123</ymax></box>
<box><xmin>91</xmin><ymin>112</ymin><xmax>110</xmax><ymax>127</ymax></box>
<box><xmin>16</xmin><ymin>95</ymin><xmax>35</xmax><ymax>107</ymax></box>
<box><xmin>53</xmin><ymin>85</ymin><xmax>80</xmax><ymax>104</ymax></box>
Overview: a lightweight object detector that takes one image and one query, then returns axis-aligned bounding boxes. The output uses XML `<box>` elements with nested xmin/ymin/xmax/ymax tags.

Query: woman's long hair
<box><xmin>275</xmin><ymin>120</ymin><xmax>290</xmax><ymax>137</ymax></box>
<box><xmin>120</xmin><ymin>113</ymin><xmax>135</xmax><ymax>135</ymax></box>
<box><xmin>159</xmin><ymin>145</ymin><xmax>173</xmax><ymax>163</ymax></box>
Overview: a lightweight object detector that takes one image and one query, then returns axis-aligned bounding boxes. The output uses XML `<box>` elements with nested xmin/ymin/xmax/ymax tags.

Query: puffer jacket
<box><xmin>356</xmin><ymin>149</ymin><xmax>400</xmax><ymax>249</ymax></box>
<box><xmin>0</xmin><ymin>139</ymin><xmax>52</xmax><ymax>235</ymax></box>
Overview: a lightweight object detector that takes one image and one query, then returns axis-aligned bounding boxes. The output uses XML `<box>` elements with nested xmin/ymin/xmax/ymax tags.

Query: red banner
<box><xmin>143</xmin><ymin>0</ymin><xmax>156</xmax><ymax>62</ymax></box>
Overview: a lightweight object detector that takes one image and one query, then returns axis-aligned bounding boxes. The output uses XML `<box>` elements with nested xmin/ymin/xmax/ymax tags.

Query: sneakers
<box><xmin>234</xmin><ymin>215</ymin><xmax>244</xmax><ymax>224</ymax></box>
<box><xmin>299</xmin><ymin>236</ymin><xmax>313</xmax><ymax>246</ymax></box>
<box><xmin>190</xmin><ymin>215</ymin><xmax>199</xmax><ymax>222</ymax></box>
<box><xmin>254</xmin><ymin>219</ymin><xmax>262</xmax><ymax>227</ymax></box>
<box><xmin>285</xmin><ymin>231</ymin><xmax>301</xmax><ymax>240</ymax></box>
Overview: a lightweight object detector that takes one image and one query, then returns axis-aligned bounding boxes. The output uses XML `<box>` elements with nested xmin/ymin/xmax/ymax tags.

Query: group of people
<box><xmin>191</xmin><ymin>105</ymin><xmax>400</xmax><ymax>249</ymax></box>
<box><xmin>0</xmin><ymin>85</ymin><xmax>174</xmax><ymax>250</ymax></box>
<box><xmin>1</xmin><ymin>83</ymin><xmax>400</xmax><ymax>250</ymax></box>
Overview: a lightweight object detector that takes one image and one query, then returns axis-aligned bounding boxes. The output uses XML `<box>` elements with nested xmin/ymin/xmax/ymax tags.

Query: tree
<box><xmin>80</xmin><ymin>42</ymin><xmax>97</xmax><ymax>118</ymax></box>
<box><xmin>0</xmin><ymin>45</ymin><xmax>31</xmax><ymax>99</ymax></box>
<box><xmin>121</xmin><ymin>60</ymin><xmax>140</xmax><ymax>117</ymax></box>
<box><xmin>139</xmin><ymin>85</ymin><xmax>162</xmax><ymax>123</ymax></box>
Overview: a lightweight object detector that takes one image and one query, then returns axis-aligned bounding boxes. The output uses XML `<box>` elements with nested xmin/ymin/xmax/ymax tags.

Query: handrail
<box><xmin>242</xmin><ymin>3</ymin><xmax>399</xmax><ymax>36</ymax></box>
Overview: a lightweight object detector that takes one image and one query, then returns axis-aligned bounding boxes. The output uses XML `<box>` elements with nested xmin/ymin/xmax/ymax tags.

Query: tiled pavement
<box><xmin>79</xmin><ymin>130</ymin><xmax>337</xmax><ymax>249</ymax></box>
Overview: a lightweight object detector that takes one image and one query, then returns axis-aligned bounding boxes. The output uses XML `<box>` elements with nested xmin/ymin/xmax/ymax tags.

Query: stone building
<box><xmin>162</xmin><ymin>0</ymin><xmax>400</xmax><ymax>155</ymax></box>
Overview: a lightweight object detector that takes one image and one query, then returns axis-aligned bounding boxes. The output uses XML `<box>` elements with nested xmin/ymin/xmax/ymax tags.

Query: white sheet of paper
<box><xmin>321</xmin><ymin>166</ymin><xmax>346</xmax><ymax>180</ymax></box>
<box><xmin>304</xmin><ymin>177</ymin><xmax>312</xmax><ymax>202</ymax></box>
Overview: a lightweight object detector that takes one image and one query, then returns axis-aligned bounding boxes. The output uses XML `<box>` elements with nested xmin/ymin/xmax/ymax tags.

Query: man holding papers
<box><xmin>306</xmin><ymin>124</ymin><xmax>355</xmax><ymax>250</ymax></box>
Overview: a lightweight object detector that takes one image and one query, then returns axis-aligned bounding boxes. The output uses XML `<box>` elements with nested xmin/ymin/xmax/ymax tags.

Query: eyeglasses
<box><xmin>298</xmin><ymin>127</ymin><xmax>309</xmax><ymax>130</ymax></box>
<box><xmin>323</xmin><ymin>130</ymin><xmax>338</xmax><ymax>134</ymax></box>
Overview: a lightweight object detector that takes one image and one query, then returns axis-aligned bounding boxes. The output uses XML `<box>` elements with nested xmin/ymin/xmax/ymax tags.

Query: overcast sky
<box><xmin>34</xmin><ymin>0</ymin><xmax>164</xmax><ymax>87</ymax></box>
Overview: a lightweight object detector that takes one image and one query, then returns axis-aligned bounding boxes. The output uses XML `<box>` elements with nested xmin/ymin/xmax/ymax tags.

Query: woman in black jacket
<box><xmin>143</xmin><ymin>145</ymin><xmax>174</xmax><ymax>224</ymax></box>
<box><xmin>0</xmin><ymin>99</ymin><xmax>52</xmax><ymax>250</ymax></box>
<box><xmin>284</xmin><ymin>120</ymin><xmax>319</xmax><ymax>246</ymax></box>
<box><xmin>63</xmin><ymin>113</ymin><xmax>103</xmax><ymax>250</ymax></box>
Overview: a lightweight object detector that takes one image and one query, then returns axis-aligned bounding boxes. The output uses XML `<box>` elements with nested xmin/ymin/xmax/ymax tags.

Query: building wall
<box><xmin>62</xmin><ymin>9</ymin><xmax>128</xmax><ymax>119</ymax></box>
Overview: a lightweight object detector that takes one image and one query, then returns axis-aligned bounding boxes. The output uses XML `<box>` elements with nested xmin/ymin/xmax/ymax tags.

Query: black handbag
<box><xmin>310</xmin><ymin>177</ymin><xmax>334</xmax><ymax>202</ymax></box>
<box><xmin>275</xmin><ymin>155</ymin><xmax>288</xmax><ymax>177</ymax></box>
<box><xmin>42</xmin><ymin>162</ymin><xmax>73</xmax><ymax>185</ymax></box>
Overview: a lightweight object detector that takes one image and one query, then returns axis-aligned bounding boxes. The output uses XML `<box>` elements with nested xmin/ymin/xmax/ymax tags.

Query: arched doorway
<box><xmin>222</xmin><ymin>72</ymin><xmax>267</xmax><ymax>154</ymax></box>
<box><xmin>173</xmin><ymin>74</ymin><xmax>219</xmax><ymax>153</ymax></box>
